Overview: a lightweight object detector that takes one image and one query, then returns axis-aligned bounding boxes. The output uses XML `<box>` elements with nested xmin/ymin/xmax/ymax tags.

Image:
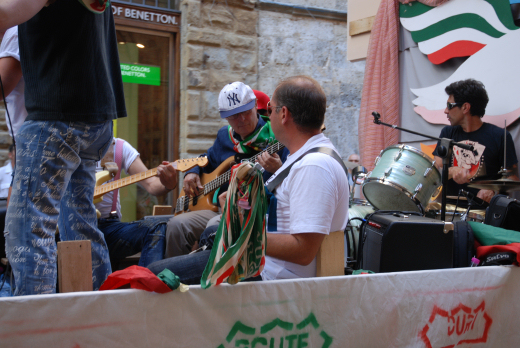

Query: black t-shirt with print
<box><xmin>433</xmin><ymin>122</ymin><xmax>518</xmax><ymax>196</ymax></box>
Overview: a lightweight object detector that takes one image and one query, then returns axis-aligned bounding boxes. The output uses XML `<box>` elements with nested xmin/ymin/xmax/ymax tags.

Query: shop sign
<box><xmin>112</xmin><ymin>4</ymin><xmax>179</xmax><ymax>26</ymax></box>
<box><xmin>120</xmin><ymin>63</ymin><xmax>161</xmax><ymax>86</ymax></box>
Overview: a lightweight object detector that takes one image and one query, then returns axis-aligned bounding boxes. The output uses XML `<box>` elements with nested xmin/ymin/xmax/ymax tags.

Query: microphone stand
<box><xmin>371</xmin><ymin>112</ymin><xmax>474</xmax><ymax>221</ymax></box>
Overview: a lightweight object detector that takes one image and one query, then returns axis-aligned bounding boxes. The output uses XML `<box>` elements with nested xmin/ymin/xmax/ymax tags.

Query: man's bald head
<box><xmin>272</xmin><ymin>76</ymin><xmax>326</xmax><ymax>133</ymax></box>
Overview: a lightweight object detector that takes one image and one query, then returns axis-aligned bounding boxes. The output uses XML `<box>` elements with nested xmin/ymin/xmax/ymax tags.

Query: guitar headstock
<box><xmin>176</xmin><ymin>157</ymin><xmax>209</xmax><ymax>172</ymax></box>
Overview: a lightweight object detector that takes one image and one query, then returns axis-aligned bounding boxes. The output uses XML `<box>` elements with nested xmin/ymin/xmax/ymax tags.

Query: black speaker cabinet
<box><xmin>360</xmin><ymin>213</ymin><xmax>453</xmax><ymax>273</ymax></box>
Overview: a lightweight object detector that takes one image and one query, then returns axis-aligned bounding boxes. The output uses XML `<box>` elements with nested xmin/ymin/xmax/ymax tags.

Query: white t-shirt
<box><xmin>0</xmin><ymin>26</ymin><xmax>27</xmax><ymax>140</ymax></box>
<box><xmin>261</xmin><ymin>133</ymin><xmax>349</xmax><ymax>280</ymax></box>
<box><xmin>95</xmin><ymin>139</ymin><xmax>139</xmax><ymax>219</ymax></box>
<box><xmin>0</xmin><ymin>161</ymin><xmax>13</xmax><ymax>198</ymax></box>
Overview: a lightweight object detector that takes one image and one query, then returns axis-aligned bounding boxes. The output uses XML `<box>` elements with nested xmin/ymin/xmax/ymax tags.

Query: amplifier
<box><xmin>360</xmin><ymin>212</ymin><xmax>453</xmax><ymax>273</ymax></box>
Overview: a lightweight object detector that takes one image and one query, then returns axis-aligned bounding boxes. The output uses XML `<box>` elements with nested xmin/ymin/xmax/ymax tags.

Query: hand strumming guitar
<box><xmin>183</xmin><ymin>173</ymin><xmax>203</xmax><ymax>197</ymax></box>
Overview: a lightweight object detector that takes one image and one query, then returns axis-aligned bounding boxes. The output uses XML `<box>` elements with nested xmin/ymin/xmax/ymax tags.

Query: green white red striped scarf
<box><xmin>228</xmin><ymin>116</ymin><xmax>276</xmax><ymax>154</ymax></box>
<box><xmin>78</xmin><ymin>0</ymin><xmax>109</xmax><ymax>13</ymax></box>
<box><xmin>201</xmin><ymin>162</ymin><xmax>267</xmax><ymax>288</ymax></box>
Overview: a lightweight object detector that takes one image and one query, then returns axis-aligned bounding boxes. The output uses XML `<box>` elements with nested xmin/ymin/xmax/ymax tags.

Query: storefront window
<box><xmin>116</xmin><ymin>29</ymin><xmax>172</xmax><ymax>221</ymax></box>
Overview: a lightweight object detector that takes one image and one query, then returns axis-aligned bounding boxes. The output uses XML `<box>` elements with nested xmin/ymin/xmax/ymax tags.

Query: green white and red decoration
<box><xmin>78</xmin><ymin>0</ymin><xmax>109</xmax><ymax>13</ymax></box>
<box><xmin>201</xmin><ymin>162</ymin><xmax>267</xmax><ymax>289</ymax></box>
<box><xmin>400</xmin><ymin>0</ymin><xmax>520</xmax><ymax>127</ymax></box>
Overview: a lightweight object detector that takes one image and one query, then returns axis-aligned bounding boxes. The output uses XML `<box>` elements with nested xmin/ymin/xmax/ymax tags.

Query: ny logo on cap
<box><xmin>227</xmin><ymin>93</ymin><xmax>241</xmax><ymax>106</ymax></box>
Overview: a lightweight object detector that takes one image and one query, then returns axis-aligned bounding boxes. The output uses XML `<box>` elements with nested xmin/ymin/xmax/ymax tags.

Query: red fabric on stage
<box><xmin>358</xmin><ymin>0</ymin><xmax>448</xmax><ymax>170</ymax></box>
<box><xmin>99</xmin><ymin>265</ymin><xmax>172</xmax><ymax>293</ymax></box>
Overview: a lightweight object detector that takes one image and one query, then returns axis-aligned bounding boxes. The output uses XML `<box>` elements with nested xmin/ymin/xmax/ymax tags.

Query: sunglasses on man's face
<box><xmin>446</xmin><ymin>101</ymin><xmax>464</xmax><ymax>110</ymax></box>
<box><xmin>267</xmin><ymin>101</ymin><xmax>284</xmax><ymax>116</ymax></box>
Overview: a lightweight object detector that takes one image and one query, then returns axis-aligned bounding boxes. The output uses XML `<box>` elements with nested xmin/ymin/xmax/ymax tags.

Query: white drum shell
<box><xmin>363</xmin><ymin>145</ymin><xmax>441</xmax><ymax>213</ymax></box>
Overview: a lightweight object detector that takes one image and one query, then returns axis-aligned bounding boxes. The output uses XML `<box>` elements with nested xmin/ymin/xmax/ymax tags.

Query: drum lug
<box><xmin>394</xmin><ymin>146</ymin><xmax>404</xmax><ymax>161</ymax></box>
<box><xmin>412</xmin><ymin>183</ymin><xmax>423</xmax><ymax>200</ymax></box>
<box><xmin>424</xmin><ymin>167</ymin><xmax>431</xmax><ymax>177</ymax></box>
<box><xmin>384</xmin><ymin>167</ymin><xmax>392</xmax><ymax>177</ymax></box>
<box><xmin>374</xmin><ymin>156</ymin><xmax>381</xmax><ymax>166</ymax></box>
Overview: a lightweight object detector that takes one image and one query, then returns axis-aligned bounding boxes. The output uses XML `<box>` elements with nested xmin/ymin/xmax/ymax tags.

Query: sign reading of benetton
<box><xmin>112</xmin><ymin>5</ymin><xmax>179</xmax><ymax>26</ymax></box>
<box><xmin>120</xmin><ymin>63</ymin><xmax>161</xmax><ymax>86</ymax></box>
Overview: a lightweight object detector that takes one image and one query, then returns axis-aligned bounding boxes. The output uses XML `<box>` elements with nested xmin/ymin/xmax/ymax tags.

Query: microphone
<box><xmin>459</xmin><ymin>189</ymin><xmax>489</xmax><ymax>208</ymax></box>
<box><xmin>372</xmin><ymin>112</ymin><xmax>381</xmax><ymax>124</ymax></box>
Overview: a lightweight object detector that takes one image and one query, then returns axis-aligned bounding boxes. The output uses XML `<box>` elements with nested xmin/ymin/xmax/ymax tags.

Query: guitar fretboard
<box><xmin>203</xmin><ymin>141</ymin><xmax>286</xmax><ymax>194</ymax></box>
<box><xmin>94</xmin><ymin>168</ymin><xmax>158</xmax><ymax>196</ymax></box>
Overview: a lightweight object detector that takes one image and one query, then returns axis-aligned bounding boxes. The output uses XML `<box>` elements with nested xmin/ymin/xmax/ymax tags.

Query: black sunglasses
<box><xmin>446</xmin><ymin>101</ymin><xmax>464</xmax><ymax>110</ymax></box>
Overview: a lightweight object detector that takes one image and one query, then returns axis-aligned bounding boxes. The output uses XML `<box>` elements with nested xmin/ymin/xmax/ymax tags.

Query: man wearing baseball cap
<box><xmin>163</xmin><ymin>82</ymin><xmax>289</xmax><ymax>258</ymax></box>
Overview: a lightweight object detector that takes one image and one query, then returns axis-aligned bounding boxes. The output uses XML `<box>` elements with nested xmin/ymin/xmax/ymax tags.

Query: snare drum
<box><xmin>345</xmin><ymin>204</ymin><xmax>376</xmax><ymax>267</ymax></box>
<box><xmin>363</xmin><ymin>145</ymin><xmax>441</xmax><ymax>213</ymax></box>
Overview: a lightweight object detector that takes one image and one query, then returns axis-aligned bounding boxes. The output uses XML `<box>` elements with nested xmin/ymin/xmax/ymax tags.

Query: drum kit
<box><xmin>344</xmin><ymin>142</ymin><xmax>520</xmax><ymax>268</ymax></box>
<box><xmin>343</xmin><ymin>112</ymin><xmax>520</xmax><ymax>269</ymax></box>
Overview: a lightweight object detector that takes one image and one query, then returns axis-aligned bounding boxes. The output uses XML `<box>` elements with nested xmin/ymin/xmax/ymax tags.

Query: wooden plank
<box><xmin>153</xmin><ymin>205</ymin><xmax>173</xmax><ymax>216</ymax></box>
<box><xmin>349</xmin><ymin>16</ymin><xmax>375</xmax><ymax>36</ymax></box>
<box><xmin>347</xmin><ymin>0</ymin><xmax>382</xmax><ymax>61</ymax></box>
<box><xmin>316</xmin><ymin>230</ymin><xmax>345</xmax><ymax>277</ymax></box>
<box><xmin>58</xmin><ymin>241</ymin><xmax>93</xmax><ymax>293</ymax></box>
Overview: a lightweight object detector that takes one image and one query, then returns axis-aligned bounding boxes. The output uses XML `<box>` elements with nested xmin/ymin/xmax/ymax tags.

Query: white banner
<box><xmin>1</xmin><ymin>266</ymin><xmax>520</xmax><ymax>347</ymax></box>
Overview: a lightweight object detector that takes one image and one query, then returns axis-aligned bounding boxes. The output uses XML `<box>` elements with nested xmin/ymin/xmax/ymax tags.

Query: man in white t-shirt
<box><xmin>148</xmin><ymin>76</ymin><xmax>349</xmax><ymax>283</ymax></box>
<box><xmin>96</xmin><ymin>138</ymin><xmax>177</xmax><ymax>267</ymax></box>
<box><xmin>260</xmin><ymin>75</ymin><xmax>349</xmax><ymax>279</ymax></box>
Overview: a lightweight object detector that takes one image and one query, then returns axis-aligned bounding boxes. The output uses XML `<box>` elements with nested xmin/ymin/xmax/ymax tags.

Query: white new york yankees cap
<box><xmin>218</xmin><ymin>82</ymin><xmax>256</xmax><ymax>119</ymax></box>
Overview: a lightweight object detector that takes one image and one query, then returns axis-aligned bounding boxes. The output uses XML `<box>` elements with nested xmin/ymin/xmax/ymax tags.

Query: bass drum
<box><xmin>345</xmin><ymin>203</ymin><xmax>376</xmax><ymax>268</ymax></box>
<box><xmin>363</xmin><ymin>145</ymin><xmax>441</xmax><ymax>213</ymax></box>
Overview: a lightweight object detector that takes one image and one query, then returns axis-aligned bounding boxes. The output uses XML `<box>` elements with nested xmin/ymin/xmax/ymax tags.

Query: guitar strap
<box><xmin>265</xmin><ymin>146</ymin><xmax>349</xmax><ymax>231</ymax></box>
<box><xmin>111</xmin><ymin>139</ymin><xmax>124</xmax><ymax>213</ymax></box>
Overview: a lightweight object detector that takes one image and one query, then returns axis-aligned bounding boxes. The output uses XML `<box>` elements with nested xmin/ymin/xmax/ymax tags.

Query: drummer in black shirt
<box><xmin>432</xmin><ymin>79</ymin><xmax>519</xmax><ymax>204</ymax></box>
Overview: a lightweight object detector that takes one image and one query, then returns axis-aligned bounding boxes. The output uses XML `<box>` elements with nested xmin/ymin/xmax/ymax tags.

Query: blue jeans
<box><xmin>4</xmin><ymin>120</ymin><xmax>113</xmax><ymax>295</ymax></box>
<box><xmin>98</xmin><ymin>217</ymin><xmax>167</xmax><ymax>267</ymax></box>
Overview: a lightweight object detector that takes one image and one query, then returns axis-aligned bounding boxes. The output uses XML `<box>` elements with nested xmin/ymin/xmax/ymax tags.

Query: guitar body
<box><xmin>175</xmin><ymin>156</ymin><xmax>236</xmax><ymax>215</ymax></box>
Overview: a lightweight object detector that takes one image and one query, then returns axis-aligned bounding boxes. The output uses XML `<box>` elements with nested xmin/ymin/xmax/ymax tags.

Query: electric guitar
<box><xmin>174</xmin><ymin>141</ymin><xmax>286</xmax><ymax>215</ymax></box>
<box><xmin>94</xmin><ymin>157</ymin><xmax>209</xmax><ymax>204</ymax></box>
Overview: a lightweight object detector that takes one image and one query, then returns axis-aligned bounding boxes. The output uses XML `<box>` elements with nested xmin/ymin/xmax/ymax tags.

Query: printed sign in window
<box><xmin>120</xmin><ymin>63</ymin><xmax>161</xmax><ymax>86</ymax></box>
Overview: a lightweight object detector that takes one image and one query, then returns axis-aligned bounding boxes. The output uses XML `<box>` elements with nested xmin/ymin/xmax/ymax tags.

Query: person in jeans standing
<box><xmin>1</xmin><ymin>1</ymin><xmax>127</xmax><ymax>295</ymax></box>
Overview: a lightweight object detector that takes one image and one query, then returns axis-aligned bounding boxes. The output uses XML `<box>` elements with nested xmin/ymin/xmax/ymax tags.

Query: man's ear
<box><xmin>281</xmin><ymin>107</ymin><xmax>288</xmax><ymax>125</ymax></box>
<box><xmin>462</xmin><ymin>102</ymin><xmax>471</xmax><ymax>115</ymax></box>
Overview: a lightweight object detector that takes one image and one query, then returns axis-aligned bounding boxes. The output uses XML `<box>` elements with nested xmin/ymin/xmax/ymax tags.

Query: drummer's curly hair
<box><xmin>272</xmin><ymin>76</ymin><xmax>326</xmax><ymax>133</ymax></box>
<box><xmin>445</xmin><ymin>79</ymin><xmax>489</xmax><ymax>117</ymax></box>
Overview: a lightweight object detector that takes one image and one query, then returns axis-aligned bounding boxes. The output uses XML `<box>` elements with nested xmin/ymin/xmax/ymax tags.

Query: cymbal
<box><xmin>468</xmin><ymin>179</ymin><xmax>520</xmax><ymax>193</ymax></box>
<box><xmin>446</xmin><ymin>195</ymin><xmax>467</xmax><ymax>200</ymax></box>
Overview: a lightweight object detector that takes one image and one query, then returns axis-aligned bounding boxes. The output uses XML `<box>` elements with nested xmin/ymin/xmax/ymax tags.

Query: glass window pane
<box><xmin>116</xmin><ymin>30</ymin><xmax>171</xmax><ymax>221</ymax></box>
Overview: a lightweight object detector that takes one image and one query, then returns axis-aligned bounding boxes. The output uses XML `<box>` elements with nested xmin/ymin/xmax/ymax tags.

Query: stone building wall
<box><xmin>256</xmin><ymin>0</ymin><xmax>364</xmax><ymax>160</ymax></box>
<box><xmin>179</xmin><ymin>0</ymin><xmax>366</xmax><ymax>161</ymax></box>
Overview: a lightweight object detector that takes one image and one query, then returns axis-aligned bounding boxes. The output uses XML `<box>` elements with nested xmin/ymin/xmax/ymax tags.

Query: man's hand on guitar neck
<box><xmin>257</xmin><ymin>152</ymin><xmax>283</xmax><ymax>173</ymax></box>
<box><xmin>157</xmin><ymin>161</ymin><xmax>178</xmax><ymax>191</ymax></box>
<box><xmin>183</xmin><ymin>173</ymin><xmax>203</xmax><ymax>197</ymax></box>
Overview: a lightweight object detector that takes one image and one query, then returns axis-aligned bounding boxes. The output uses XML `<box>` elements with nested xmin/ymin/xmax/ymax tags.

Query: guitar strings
<box><xmin>177</xmin><ymin>142</ymin><xmax>285</xmax><ymax>210</ymax></box>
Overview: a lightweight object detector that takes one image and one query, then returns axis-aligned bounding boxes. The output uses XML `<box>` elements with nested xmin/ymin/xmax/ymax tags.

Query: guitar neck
<box><xmin>94</xmin><ymin>168</ymin><xmax>158</xmax><ymax>198</ymax></box>
<box><xmin>202</xmin><ymin>141</ymin><xmax>285</xmax><ymax>194</ymax></box>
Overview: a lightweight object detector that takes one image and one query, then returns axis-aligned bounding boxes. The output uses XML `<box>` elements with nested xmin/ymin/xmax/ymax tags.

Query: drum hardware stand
<box><xmin>349</xmin><ymin>166</ymin><xmax>367</xmax><ymax>207</ymax></box>
<box><xmin>371</xmin><ymin>112</ymin><xmax>474</xmax><ymax>221</ymax></box>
